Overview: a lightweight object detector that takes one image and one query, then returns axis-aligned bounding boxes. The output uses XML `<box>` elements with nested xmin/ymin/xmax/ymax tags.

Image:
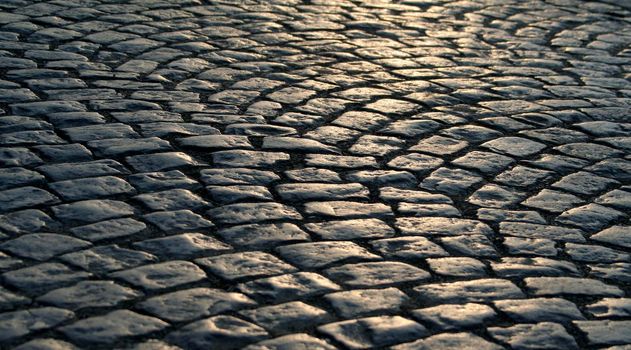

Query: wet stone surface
<box><xmin>0</xmin><ymin>0</ymin><xmax>630</xmax><ymax>349</ymax></box>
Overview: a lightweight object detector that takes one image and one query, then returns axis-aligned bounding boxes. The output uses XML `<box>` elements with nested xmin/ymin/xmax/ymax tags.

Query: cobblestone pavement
<box><xmin>1</xmin><ymin>0</ymin><xmax>631</xmax><ymax>349</ymax></box>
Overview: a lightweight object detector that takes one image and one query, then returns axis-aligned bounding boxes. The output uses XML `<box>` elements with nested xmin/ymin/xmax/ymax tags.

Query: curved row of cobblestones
<box><xmin>1</xmin><ymin>0</ymin><xmax>631</xmax><ymax>349</ymax></box>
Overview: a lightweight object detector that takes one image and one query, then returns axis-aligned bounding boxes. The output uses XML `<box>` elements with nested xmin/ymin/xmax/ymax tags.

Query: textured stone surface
<box><xmin>1</xmin><ymin>1</ymin><xmax>631</xmax><ymax>348</ymax></box>
<box><xmin>60</xmin><ymin>310</ymin><xmax>167</xmax><ymax>344</ymax></box>
<box><xmin>166</xmin><ymin>315</ymin><xmax>267</xmax><ymax>350</ymax></box>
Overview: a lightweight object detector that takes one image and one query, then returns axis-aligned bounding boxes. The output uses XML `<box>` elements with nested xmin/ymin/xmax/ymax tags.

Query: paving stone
<box><xmin>166</xmin><ymin>315</ymin><xmax>267</xmax><ymax>350</ymax></box>
<box><xmin>304</xmin><ymin>154</ymin><xmax>378</xmax><ymax>169</ymax></box>
<box><xmin>488</xmin><ymin>322</ymin><xmax>578</xmax><ymax>350</ymax></box>
<box><xmin>591</xmin><ymin>226</ymin><xmax>631</xmax><ymax>249</ymax></box>
<box><xmin>178</xmin><ymin>135</ymin><xmax>253</xmax><ymax>150</ymax></box>
<box><xmin>333</xmin><ymin>111</ymin><xmax>390</xmax><ymax>131</ymax></box>
<box><xmin>387</xmin><ymin>153</ymin><xmax>444</xmax><ymax>174</ymax></box>
<box><xmin>393</xmin><ymin>332</ymin><xmax>503</xmax><ymax>350</ymax></box>
<box><xmin>587</xmin><ymin>158</ymin><xmax>631</xmax><ymax>182</ymax></box>
<box><xmin>318</xmin><ymin>316</ymin><xmax>427</xmax><ymax>349</ymax></box>
<box><xmin>237</xmin><ymin>272</ymin><xmax>340</xmax><ymax>303</ymax></box>
<box><xmin>134</xmin><ymin>233</ymin><xmax>231</xmax><ymax>259</ymax></box>
<box><xmin>520</xmin><ymin>127</ymin><xmax>588</xmax><ymax>146</ymax></box>
<box><xmin>0</xmin><ymin>186</ymin><xmax>59</xmax><ymax>213</ymax></box>
<box><xmin>0</xmin><ymin>168</ymin><xmax>44</xmax><ymax>191</ymax></box>
<box><xmin>555</xmin><ymin>142</ymin><xmax>623</xmax><ymax>160</ymax></box>
<box><xmin>262</xmin><ymin>137</ymin><xmax>339</xmax><ymax>154</ymax></box>
<box><xmin>588</xmin><ymin>262</ymin><xmax>631</xmax><ymax>283</ymax></box>
<box><xmin>37</xmin><ymin>281</ymin><xmax>140</xmax><ymax>310</ymax></box>
<box><xmin>208</xmin><ymin>202</ymin><xmax>302</xmax><ymax>225</ymax></box>
<box><xmin>522</xmin><ymin>189</ymin><xmax>584</xmax><ymax>213</ymax></box>
<box><xmin>277</xmin><ymin>242</ymin><xmax>380</xmax><ymax>269</ymax></box>
<box><xmin>500</xmin><ymin>222</ymin><xmax>586</xmax><ymax>242</ymax></box>
<box><xmin>468</xmin><ymin>184</ymin><xmax>525</xmax><ymax>208</ymax></box>
<box><xmin>110</xmin><ymin>261</ymin><xmax>206</xmax><ymax>291</ymax></box>
<box><xmin>13</xmin><ymin>338</ymin><xmax>78</xmax><ymax>350</ymax></box>
<box><xmin>276</xmin><ymin>183</ymin><xmax>368</xmax><ymax>202</ymax></box>
<box><xmin>52</xmin><ymin>200</ymin><xmax>135</xmax><ymax>224</ymax></box>
<box><xmin>60</xmin><ymin>310</ymin><xmax>168</xmax><ymax>344</ymax></box>
<box><xmin>200</xmin><ymin>168</ymin><xmax>279</xmax><ymax>186</ymax></box>
<box><xmin>197</xmin><ymin>252</ymin><xmax>296</xmax><ymax>281</ymax></box>
<box><xmin>525</xmin><ymin>277</ymin><xmax>624</xmax><ymax>297</ymax></box>
<box><xmin>380</xmin><ymin>187</ymin><xmax>452</xmax><ymax>204</ymax></box>
<box><xmin>240</xmin><ymin>301</ymin><xmax>331</xmax><ymax>333</ymax></box>
<box><xmin>325</xmin><ymin>261</ymin><xmax>430</xmax><ymax>288</ymax></box>
<box><xmin>305</xmin><ymin>219</ymin><xmax>393</xmax><ymax>241</ymax></box>
<box><xmin>0</xmin><ymin>307</ymin><xmax>74</xmax><ymax>342</ymax></box>
<box><xmin>60</xmin><ymin>245</ymin><xmax>157</xmax><ymax>274</ymax></box>
<box><xmin>426</xmin><ymin>257</ymin><xmax>487</xmax><ymax>277</ymax></box>
<box><xmin>243</xmin><ymin>333</ymin><xmax>336</xmax><ymax>350</ymax></box>
<box><xmin>324</xmin><ymin>287</ymin><xmax>409</xmax><ymax>318</ymax></box>
<box><xmin>452</xmin><ymin>151</ymin><xmax>514</xmax><ymax>175</ymax></box>
<box><xmin>0</xmin><ymin>147</ymin><xmax>43</xmax><ymax>167</ymax></box>
<box><xmin>595</xmin><ymin>189</ymin><xmax>631</xmax><ymax>210</ymax></box>
<box><xmin>126</xmin><ymin>152</ymin><xmax>198</xmax><ymax>172</ymax></box>
<box><xmin>565</xmin><ymin>243</ymin><xmax>629</xmax><ymax>263</ymax></box>
<box><xmin>574</xmin><ymin>320</ymin><xmax>631</xmax><ymax>346</ymax></box>
<box><xmin>525</xmin><ymin>154</ymin><xmax>590</xmax><ymax>174</ymax></box>
<box><xmin>225</xmin><ymin>124</ymin><xmax>295</xmax><ymax>137</ymax></box>
<box><xmin>412</xmin><ymin>303</ymin><xmax>497</xmax><ymax>331</ymax></box>
<box><xmin>441</xmin><ymin>125</ymin><xmax>503</xmax><ymax>143</ymax></box>
<box><xmin>50</xmin><ymin>176</ymin><xmax>135</xmax><ymax>201</ymax></box>
<box><xmin>143</xmin><ymin>210</ymin><xmax>213</xmax><ymax>232</ymax></box>
<box><xmin>47</xmin><ymin>112</ymin><xmax>106</xmax><ymax>128</ymax></box>
<box><xmin>304</xmin><ymin>201</ymin><xmax>393</xmax><ymax>219</ymax></box>
<box><xmin>88</xmin><ymin>137</ymin><xmax>171</xmax><ymax>157</ymax></box>
<box><xmin>285</xmin><ymin>168</ymin><xmax>341</xmax><ymax>183</ymax></box>
<box><xmin>381</xmin><ymin>119</ymin><xmax>442</xmax><ymax>138</ymax></box>
<box><xmin>503</xmin><ymin>237</ymin><xmax>558</xmax><ymax>256</ymax></box>
<box><xmin>139</xmin><ymin>122</ymin><xmax>219</xmax><ymax>138</ymax></box>
<box><xmin>492</xmin><ymin>257</ymin><xmax>580</xmax><ymax>278</ymax></box>
<box><xmin>138</xmin><ymin>288</ymin><xmax>255</xmax><ymax>323</ymax></box>
<box><xmin>119</xmin><ymin>340</ymin><xmax>180</xmax><ymax>350</ymax></box>
<box><xmin>409</xmin><ymin>135</ymin><xmax>469</xmax><ymax>155</ymax></box>
<box><xmin>398</xmin><ymin>203</ymin><xmax>460</xmax><ymax>217</ymax></box>
<box><xmin>134</xmin><ymin>189</ymin><xmax>207</xmax><ymax>211</ymax></box>
<box><xmin>306</xmin><ymin>126</ymin><xmax>361</xmax><ymax>145</ymax></box>
<box><xmin>129</xmin><ymin>170</ymin><xmax>199</xmax><ymax>192</ymax></box>
<box><xmin>587</xmin><ymin>298</ymin><xmax>631</xmax><ymax>318</ymax></box>
<box><xmin>69</xmin><ymin>218</ymin><xmax>146</xmax><ymax>241</ymax></box>
<box><xmin>371</xmin><ymin>237</ymin><xmax>447</xmax><ymax>261</ymax></box>
<box><xmin>1</xmin><ymin>233</ymin><xmax>90</xmax><ymax>261</ymax></box>
<box><xmin>556</xmin><ymin>204</ymin><xmax>626</xmax><ymax>232</ymax></box>
<box><xmin>413</xmin><ymin>279</ymin><xmax>524</xmax><ymax>304</ymax></box>
<box><xmin>63</xmin><ymin>123</ymin><xmax>138</xmax><ymax>142</ymax></box>
<box><xmin>212</xmin><ymin>150</ymin><xmax>289</xmax><ymax>168</ymax></box>
<box><xmin>421</xmin><ymin>167</ymin><xmax>485</xmax><ymax>196</ymax></box>
<box><xmin>37</xmin><ymin>159</ymin><xmax>130</xmax><ymax>181</ymax></box>
<box><xmin>0</xmin><ymin>130</ymin><xmax>65</xmax><ymax>146</ymax></box>
<box><xmin>440</xmin><ymin>234</ymin><xmax>498</xmax><ymax>258</ymax></box>
<box><xmin>0</xmin><ymin>209</ymin><xmax>57</xmax><ymax>235</ymax></box>
<box><xmin>477</xmin><ymin>209</ymin><xmax>546</xmax><ymax>224</ymax></box>
<box><xmin>552</xmin><ymin>171</ymin><xmax>619</xmax><ymax>196</ymax></box>
<box><xmin>396</xmin><ymin>217</ymin><xmax>492</xmax><ymax>237</ymax></box>
<box><xmin>3</xmin><ymin>263</ymin><xmax>92</xmax><ymax>294</ymax></box>
<box><xmin>217</xmin><ymin>223</ymin><xmax>309</xmax><ymax>249</ymax></box>
<box><xmin>494</xmin><ymin>298</ymin><xmax>585</xmax><ymax>323</ymax></box>
<box><xmin>0</xmin><ymin>286</ymin><xmax>29</xmax><ymax>311</ymax></box>
<box><xmin>34</xmin><ymin>144</ymin><xmax>93</xmax><ymax>162</ymax></box>
<box><xmin>349</xmin><ymin>135</ymin><xmax>405</xmax><ymax>157</ymax></box>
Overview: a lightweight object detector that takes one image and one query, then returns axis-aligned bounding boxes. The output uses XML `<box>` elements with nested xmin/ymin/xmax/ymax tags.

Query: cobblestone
<box><xmin>1</xmin><ymin>0</ymin><xmax>631</xmax><ymax>348</ymax></box>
